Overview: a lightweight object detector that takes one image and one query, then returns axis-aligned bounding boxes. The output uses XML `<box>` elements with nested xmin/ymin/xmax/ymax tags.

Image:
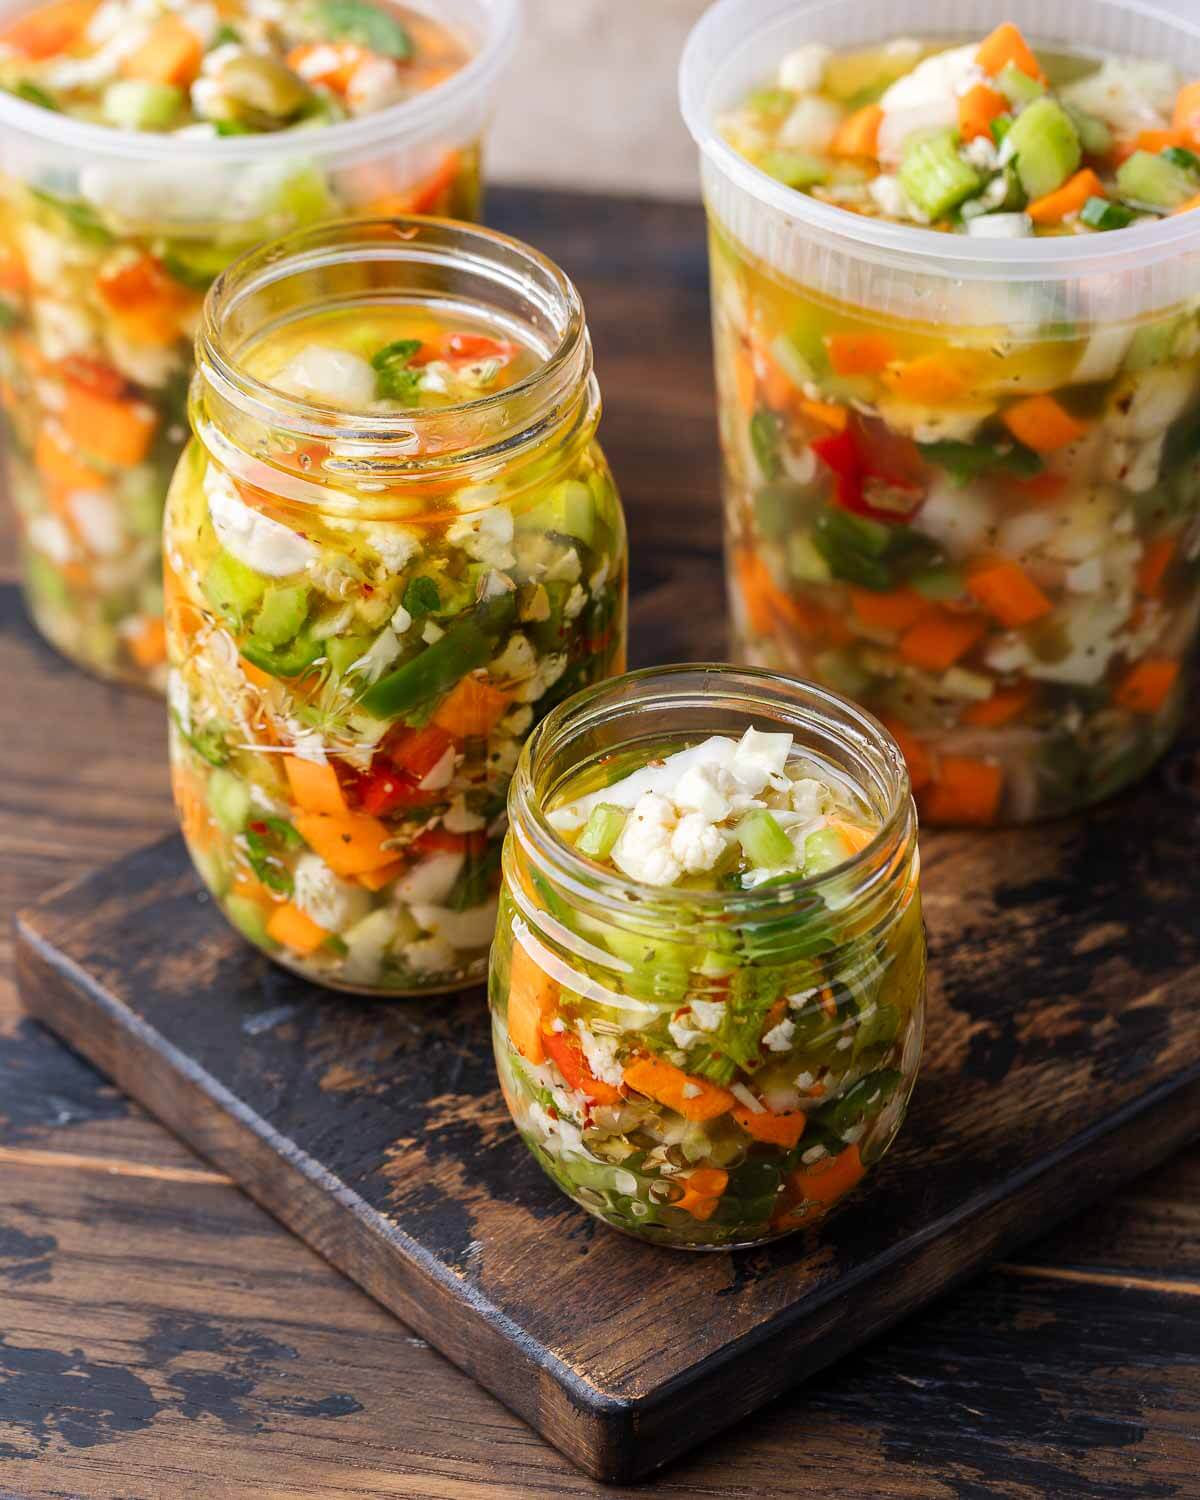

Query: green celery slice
<box><xmin>1115</xmin><ymin>150</ymin><xmax>1195</xmax><ymax>209</ymax></box>
<box><xmin>898</xmin><ymin>130</ymin><xmax>982</xmax><ymax>219</ymax></box>
<box><xmin>735</xmin><ymin>809</ymin><xmax>794</xmax><ymax>868</ymax></box>
<box><xmin>577</xmin><ymin>804</ymin><xmax>627</xmax><ymax>860</ymax></box>
<box><xmin>1007</xmin><ymin>98</ymin><xmax>1081</xmax><ymax>199</ymax></box>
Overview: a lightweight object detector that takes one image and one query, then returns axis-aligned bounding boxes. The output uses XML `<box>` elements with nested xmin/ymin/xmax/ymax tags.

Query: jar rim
<box><xmin>0</xmin><ymin>0</ymin><xmax>520</xmax><ymax>162</ymax></box>
<box><xmin>509</xmin><ymin>663</ymin><xmax>916</xmax><ymax>921</ymax></box>
<box><xmin>679</xmin><ymin>0</ymin><xmax>1200</xmax><ymax>286</ymax></box>
<box><xmin>195</xmin><ymin>214</ymin><xmax>590</xmax><ymax>462</ymax></box>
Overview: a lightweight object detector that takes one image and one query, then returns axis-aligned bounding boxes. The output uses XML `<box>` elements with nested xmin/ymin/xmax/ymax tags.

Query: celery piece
<box><xmin>909</xmin><ymin>565</ymin><xmax>966</xmax><ymax>602</ymax></box>
<box><xmin>577</xmin><ymin>804</ymin><xmax>627</xmax><ymax>860</ymax></box>
<box><xmin>754</xmin><ymin>481</ymin><xmax>807</xmax><ymax>541</ymax></box>
<box><xmin>898</xmin><ymin>130</ymin><xmax>982</xmax><ymax>220</ymax></box>
<box><xmin>203</xmin><ymin>552</ymin><xmax>265</xmax><ymax>629</ymax></box>
<box><xmin>252</xmin><ymin>583</ymin><xmax>311</xmax><ymax>648</ymax></box>
<box><xmin>806</xmin><ymin>825</ymin><xmax>865</xmax><ymax>876</ymax></box>
<box><xmin>14</xmin><ymin>80</ymin><xmax>58</xmax><ymax>110</ymax></box>
<box><xmin>997</xmin><ymin>61</ymin><xmax>1045</xmax><ymax>108</ymax></box>
<box><xmin>306</xmin><ymin>0</ymin><xmax>411</xmax><ymax>59</ymax></box>
<box><xmin>517</xmin><ymin>479</ymin><xmax>595</xmax><ymax>545</ymax></box>
<box><xmin>735</xmin><ymin>809</ymin><xmax>794</xmax><ymax>868</ymax></box>
<box><xmin>1080</xmin><ymin>196</ymin><xmax>1134</xmax><ymax>231</ymax></box>
<box><xmin>787</xmin><ymin>530</ymin><xmax>833</xmax><ymax>584</ymax></box>
<box><xmin>750</xmin><ymin>408</ymin><xmax>783</xmax><ymax>480</ymax></box>
<box><xmin>1064</xmin><ymin>104</ymin><xmax>1112</xmax><ymax>159</ymax></box>
<box><xmin>1116</xmin><ymin>150</ymin><xmax>1193</xmax><ymax>210</ymax></box>
<box><xmin>760</xmin><ymin>150</ymin><xmax>828</xmax><ymax>189</ymax></box>
<box><xmin>207</xmin><ymin>768</ymin><xmax>251</xmax><ymax>835</ymax></box>
<box><xmin>324</xmin><ymin>634</ymin><xmax>373</xmax><ymax>677</ymax></box>
<box><xmin>1007</xmin><ymin>98</ymin><xmax>1081</xmax><ymax>200</ymax></box>
<box><xmin>227</xmin><ymin>895</ymin><xmax>271</xmax><ymax>946</ymax></box>
<box><xmin>102</xmin><ymin>79</ymin><xmax>182</xmax><ymax>130</ymax></box>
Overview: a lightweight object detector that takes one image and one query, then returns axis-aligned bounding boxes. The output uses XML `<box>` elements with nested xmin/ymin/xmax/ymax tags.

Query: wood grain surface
<box><xmin>2</xmin><ymin>187</ymin><xmax>1200</xmax><ymax>1499</ymax></box>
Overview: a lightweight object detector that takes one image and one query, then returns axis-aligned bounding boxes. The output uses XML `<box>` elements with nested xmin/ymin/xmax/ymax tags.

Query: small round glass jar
<box><xmin>490</xmin><ymin>664</ymin><xmax>924</xmax><ymax>1250</ymax></box>
<box><xmin>165</xmin><ymin>217</ymin><xmax>626</xmax><ymax>995</ymax></box>
<box><xmin>0</xmin><ymin>0</ymin><xmax>518</xmax><ymax>690</ymax></box>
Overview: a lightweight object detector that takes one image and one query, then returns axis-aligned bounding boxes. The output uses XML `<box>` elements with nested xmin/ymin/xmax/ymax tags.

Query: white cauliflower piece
<box><xmin>66</xmin><ymin>491</ymin><xmax>125</xmax><ymax>558</ymax></box>
<box><xmin>877</xmin><ymin>44</ymin><xmax>980</xmax><ymax>163</ymax></box>
<box><xmin>689</xmin><ymin>998</ymin><xmax>726</xmax><ymax>1032</ymax></box>
<box><xmin>205</xmin><ymin>466</ymin><xmax>317</xmax><ymax>577</ymax></box>
<box><xmin>610</xmin><ymin>792</ymin><xmax>681</xmax><ymax>886</ymax></box>
<box><xmin>575</xmin><ymin>1024</ymin><xmax>625</xmax><ymax>1088</ymax></box>
<box><xmin>729</xmin><ymin>727</ymin><xmax>793</xmax><ymax>796</ymax></box>
<box><xmin>778</xmin><ymin>95</ymin><xmax>844</xmax><ymax>153</ymax></box>
<box><xmin>28</xmin><ymin>513</ymin><xmax>75</xmax><ymax>565</ymax></box>
<box><xmin>762</xmin><ymin>1017</ymin><xmax>796</xmax><ymax>1052</ymax></box>
<box><xmin>563</xmin><ymin>582</ymin><xmax>588</xmax><ymax>621</ymax></box>
<box><xmin>490</xmin><ymin>632</ymin><xmax>539</xmax><ymax>682</ymax></box>
<box><xmin>362</xmin><ymin>523</ymin><xmax>420</xmax><ymax>573</ymax></box>
<box><xmin>447</xmin><ymin>506</ymin><xmax>516</xmax><ymax>570</ymax></box>
<box><xmin>511</xmin><ymin>652</ymin><xmax>568</xmax><ymax>704</ymax></box>
<box><xmin>346</xmin><ymin>55</ymin><xmax>403</xmax><ymax>114</ymax></box>
<box><xmin>341</xmin><ymin>908</ymin><xmax>397</xmax><ymax>986</ymax></box>
<box><xmin>275</xmin><ymin>345</ymin><xmax>376</xmax><ymax>409</ymax></box>
<box><xmin>443</xmin><ymin>795</ymin><xmax>485</xmax><ymax>833</ymax></box>
<box><xmin>914</xmin><ymin>473</ymin><xmax>996</xmax><ymax>559</ymax></box>
<box><xmin>1107</xmin><ymin>366</ymin><xmax>1196</xmax><ymax>442</ymax></box>
<box><xmin>34</xmin><ymin>299</ymin><xmax>99</xmax><ymax>361</ymax></box>
<box><xmin>876</xmin><ymin>395</ymin><xmax>995</xmax><ymax>445</ymax></box>
<box><xmin>670</xmin><ymin>813</ymin><xmax>727</xmax><ymax>875</ymax></box>
<box><xmin>293</xmin><ymin>853</ymin><xmax>371</xmax><ymax>932</ymax></box>
<box><xmin>777</xmin><ymin>43</ymin><xmax>830</xmax><ymax>92</ymax></box>
<box><xmin>674</xmin><ymin>761</ymin><xmax>733</xmax><ymax>822</ymax></box>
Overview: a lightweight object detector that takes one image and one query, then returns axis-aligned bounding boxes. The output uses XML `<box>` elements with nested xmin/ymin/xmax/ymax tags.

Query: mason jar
<box><xmin>165</xmin><ymin>217</ymin><xmax>626</xmax><ymax>994</ymax></box>
<box><xmin>490</xmin><ymin>664</ymin><xmax>924</xmax><ymax>1250</ymax></box>
<box><xmin>681</xmin><ymin>0</ymin><xmax>1200</xmax><ymax>824</ymax></box>
<box><xmin>0</xmin><ymin>0</ymin><xmax>518</xmax><ymax>689</ymax></box>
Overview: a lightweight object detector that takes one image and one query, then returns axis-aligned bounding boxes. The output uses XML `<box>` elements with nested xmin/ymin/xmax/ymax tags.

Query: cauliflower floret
<box><xmin>1107</xmin><ymin>366</ymin><xmax>1196</xmax><ymax>442</ymax></box>
<box><xmin>670</xmin><ymin>812</ymin><xmax>727</xmax><ymax>875</ymax></box>
<box><xmin>28</xmin><ymin>513</ymin><xmax>75</xmax><ymax>564</ymax></box>
<box><xmin>34</xmin><ymin>298</ymin><xmax>99</xmax><ymax>361</ymax></box>
<box><xmin>293</xmin><ymin>853</ymin><xmax>371</xmax><ymax>932</ymax></box>
<box><xmin>447</xmin><ymin>506</ymin><xmax>516</xmax><ymax>570</ymax></box>
<box><xmin>575</xmin><ymin>1024</ymin><xmax>625</xmax><ymax>1088</ymax></box>
<box><xmin>490</xmin><ymin>632</ymin><xmax>539</xmax><ymax>682</ymax></box>
<box><xmin>876</xmin><ymin>395</ymin><xmax>995</xmax><ymax>445</ymax></box>
<box><xmin>778</xmin><ymin>42</ymin><xmax>830</xmax><ymax>92</ymax></box>
<box><xmin>443</xmin><ymin>795</ymin><xmax>485</xmax><ymax>833</ymax></box>
<box><xmin>667</xmin><ymin>1011</ymin><xmax>705</xmax><ymax>1049</ymax></box>
<box><xmin>66</xmin><ymin>491</ymin><xmax>125</xmax><ymax>557</ymax></box>
<box><xmin>610</xmin><ymin>792</ymin><xmax>681</xmax><ymax>886</ymax></box>
<box><xmin>362</xmin><ymin>523</ymin><xmax>421</xmax><ymax>574</ymax></box>
<box><xmin>275</xmin><ymin>345</ymin><xmax>377</xmax><ymax>409</ymax></box>
<box><xmin>511</xmin><ymin>652</ymin><xmax>568</xmax><ymax>704</ymax></box>
<box><xmin>689</xmin><ymin>998</ymin><xmax>726</xmax><ymax>1032</ymax></box>
<box><xmin>346</xmin><ymin>54</ymin><xmax>403</xmax><ymax>114</ymax></box>
<box><xmin>877</xmin><ymin>44</ymin><xmax>981</xmax><ymax>163</ymax></box>
<box><xmin>563</xmin><ymin>582</ymin><xmax>588</xmax><ymax>621</ymax></box>
<box><xmin>762</xmin><ymin>1015</ymin><xmax>798</xmax><ymax>1053</ymax></box>
<box><xmin>674</xmin><ymin>761</ymin><xmax>733</xmax><ymax>822</ymax></box>
<box><xmin>913</xmin><ymin>473</ymin><xmax>996</xmax><ymax>559</ymax></box>
<box><xmin>778</xmin><ymin>95</ymin><xmax>844</xmax><ymax>153</ymax></box>
<box><xmin>205</xmin><ymin>466</ymin><xmax>317</xmax><ymax>577</ymax></box>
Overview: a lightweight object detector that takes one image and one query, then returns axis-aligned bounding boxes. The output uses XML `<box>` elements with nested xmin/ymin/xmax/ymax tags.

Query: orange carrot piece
<box><xmin>1113</xmin><ymin>658</ymin><xmax>1180</xmax><ymax>715</ymax></box>
<box><xmin>958</xmin><ymin>82</ymin><xmax>1008</xmax><ymax>142</ymax></box>
<box><xmin>1173</xmin><ymin>80</ymin><xmax>1200</xmax><ymax>145</ymax></box>
<box><xmin>826</xmin><ymin>331</ymin><xmax>895</xmax><ymax>377</ymax></box>
<box><xmin>432</xmin><ymin>674</ymin><xmax>513</xmax><ymax>740</ymax></box>
<box><xmin>125</xmin><ymin>616</ymin><xmax>166</xmax><ymax>669</ymax></box>
<box><xmin>898</xmin><ymin>610</ymin><xmax>986</xmax><ymax>673</ymax></box>
<box><xmin>542</xmin><ymin>1027</ymin><xmax>623</xmax><ymax>1106</ymax></box>
<box><xmin>799</xmin><ymin>397</ymin><xmax>848</xmax><ymax>430</ymax></box>
<box><xmin>883</xmin><ymin>350</ymin><xmax>978</xmax><ymax>405</ymax></box>
<box><xmin>366</xmin><ymin>150</ymin><xmax>463</xmax><ymax>216</ymax></box>
<box><xmin>357</xmin><ymin>859</ymin><xmax>405</xmax><ymax>893</ymax></box>
<box><xmin>266</xmin><ymin>902</ymin><xmax>330</xmax><ymax>957</ymax></box>
<box><xmin>506</xmin><ymin>940</ymin><xmax>558</xmax><ymax>1065</ymax></box>
<box><xmin>622</xmin><ymin>1056</ymin><xmax>735</xmax><ymax>1122</ymax></box>
<box><xmin>1</xmin><ymin>0</ymin><xmax>98</xmax><ymax>58</ymax></box>
<box><xmin>976</xmin><ymin>22</ymin><xmax>1044</xmax><ymax>81</ymax></box>
<box><xmin>284</xmin><ymin>756</ymin><xmax>347</xmax><ymax>816</ymax></box>
<box><xmin>1174</xmin><ymin>192</ymin><xmax>1200</xmax><ymax>215</ymax></box>
<box><xmin>292</xmin><ymin>810</ymin><xmax>394</xmax><ymax>877</ymax></box>
<box><xmin>1137</xmin><ymin>536</ymin><xmax>1176</xmax><ymax>598</ymax></box>
<box><xmin>920</xmin><ymin>757</ymin><xmax>1003</xmax><ymax>825</ymax></box>
<box><xmin>1137</xmin><ymin>127</ymin><xmax>1188</xmax><ymax>154</ymax></box>
<box><xmin>95</xmin><ymin>253</ymin><xmax>194</xmax><ymax>348</ymax></box>
<box><xmin>60</xmin><ymin>386</ymin><xmax>156</xmax><ymax>468</ymax></box>
<box><xmin>881</xmin><ymin>718</ymin><xmax>934</xmax><ymax>792</ymax></box>
<box><xmin>733</xmin><ymin>1104</ymin><xmax>808</xmax><ymax>1148</ymax></box>
<box><xmin>286</xmin><ymin>40</ymin><xmax>370</xmax><ymax>92</ymax></box>
<box><xmin>734</xmin><ymin>549</ymin><xmax>779</xmax><ymax>637</ymax></box>
<box><xmin>733</xmin><ymin>346</ymin><xmax>756</xmax><ymax>415</ymax></box>
<box><xmin>1002</xmin><ymin>394</ymin><xmax>1088</xmax><ymax>453</ymax></box>
<box><xmin>967</xmin><ymin>558</ymin><xmax>1053</xmax><ymax>628</ymax></box>
<box><xmin>172</xmin><ymin>763</ymin><xmax>212</xmax><ymax>850</ymax></box>
<box><xmin>675</xmin><ymin>1167</ymin><xmax>730</xmax><ymax>1222</ymax></box>
<box><xmin>121</xmin><ymin>13</ymin><xmax>203</xmax><ymax>85</ymax></box>
<box><xmin>829</xmin><ymin>103</ymin><xmax>883</xmax><ymax>159</ymax></box>
<box><xmin>34</xmin><ymin>422</ymin><xmax>105</xmax><ymax>494</ymax></box>
<box><xmin>1027</xmin><ymin>168</ymin><xmax>1106</xmax><ymax>225</ymax></box>
<box><xmin>962</xmin><ymin>684</ymin><xmax>1033</xmax><ymax>727</ymax></box>
<box><xmin>774</xmin><ymin>1144</ymin><xmax>866</xmax><ymax>1227</ymax></box>
<box><xmin>849</xmin><ymin>586</ymin><xmax>930</xmax><ymax>633</ymax></box>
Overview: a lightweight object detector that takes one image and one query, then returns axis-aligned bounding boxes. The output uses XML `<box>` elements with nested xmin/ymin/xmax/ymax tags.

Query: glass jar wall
<box><xmin>682</xmin><ymin>0</ymin><xmax>1200</xmax><ymax>824</ymax></box>
<box><xmin>490</xmin><ymin>665</ymin><xmax>924</xmax><ymax>1249</ymax></box>
<box><xmin>165</xmin><ymin>217</ymin><xmax>626</xmax><ymax>994</ymax></box>
<box><xmin>0</xmin><ymin>0</ymin><xmax>518</xmax><ymax>689</ymax></box>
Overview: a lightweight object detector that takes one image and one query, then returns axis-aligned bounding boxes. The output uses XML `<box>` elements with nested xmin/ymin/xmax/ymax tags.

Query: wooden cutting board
<box><xmin>16</xmin><ymin>709</ymin><xmax>1200</xmax><ymax>1482</ymax></box>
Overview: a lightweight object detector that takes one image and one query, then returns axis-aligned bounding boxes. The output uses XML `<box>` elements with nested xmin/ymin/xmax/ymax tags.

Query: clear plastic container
<box><xmin>166</xmin><ymin>217</ymin><xmax>626</xmax><ymax>996</ymax></box>
<box><xmin>0</xmin><ymin>0</ymin><xmax>519</xmax><ymax>689</ymax></box>
<box><xmin>490</xmin><ymin>665</ymin><xmax>925</xmax><ymax>1250</ymax></box>
<box><xmin>681</xmin><ymin>0</ymin><xmax>1200</xmax><ymax>825</ymax></box>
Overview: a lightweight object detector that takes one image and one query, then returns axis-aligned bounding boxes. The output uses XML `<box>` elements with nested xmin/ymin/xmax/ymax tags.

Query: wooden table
<box><xmin>2</xmin><ymin>188</ymin><xmax>1199</xmax><ymax>1500</ymax></box>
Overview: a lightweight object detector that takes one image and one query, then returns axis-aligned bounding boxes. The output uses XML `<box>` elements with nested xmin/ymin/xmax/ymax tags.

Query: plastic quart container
<box><xmin>490</xmin><ymin>665</ymin><xmax>924</xmax><ymax>1250</ymax></box>
<box><xmin>681</xmin><ymin>0</ymin><xmax>1200</xmax><ymax>825</ymax></box>
<box><xmin>165</xmin><ymin>217</ymin><xmax>626</xmax><ymax>995</ymax></box>
<box><xmin>0</xmin><ymin>0</ymin><xmax>519</xmax><ymax>690</ymax></box>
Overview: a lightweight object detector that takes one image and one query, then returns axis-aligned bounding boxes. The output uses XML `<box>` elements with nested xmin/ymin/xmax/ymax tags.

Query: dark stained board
<box><xmin>15</xmin><ymin>690</ymin><xmax>1200</xmax><ymax>1482</ymax></box>
<box><xmin>6</xmin><ymin>187</ymin><xmax>1200</xmax><ymax>1496</ymax></box>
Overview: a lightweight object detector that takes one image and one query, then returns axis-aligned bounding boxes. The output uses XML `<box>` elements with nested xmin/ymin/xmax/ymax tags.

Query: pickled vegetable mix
<box><xmin>721</xmin><ymin>22</ymin><xmax>1200</xmax><ymax>237</ymax></box>
<box><xmin>707</xmin><ymin>23</ymin><xmax>1200</xmax><ymax>823</ymax></box>
<box><xmin>167</xmin><ymin>220</ymin><xmax>626</xmax><ymax>994</ymax></box>
<box><xmin>491</xmin><ymin>671</ymin><xmax>924</xmax><ymax>1250</ymax></box>
<box><xmin>0</xmin><ymin>0</ymin><xmax>483</xmax><ymax>688</ymax></box>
